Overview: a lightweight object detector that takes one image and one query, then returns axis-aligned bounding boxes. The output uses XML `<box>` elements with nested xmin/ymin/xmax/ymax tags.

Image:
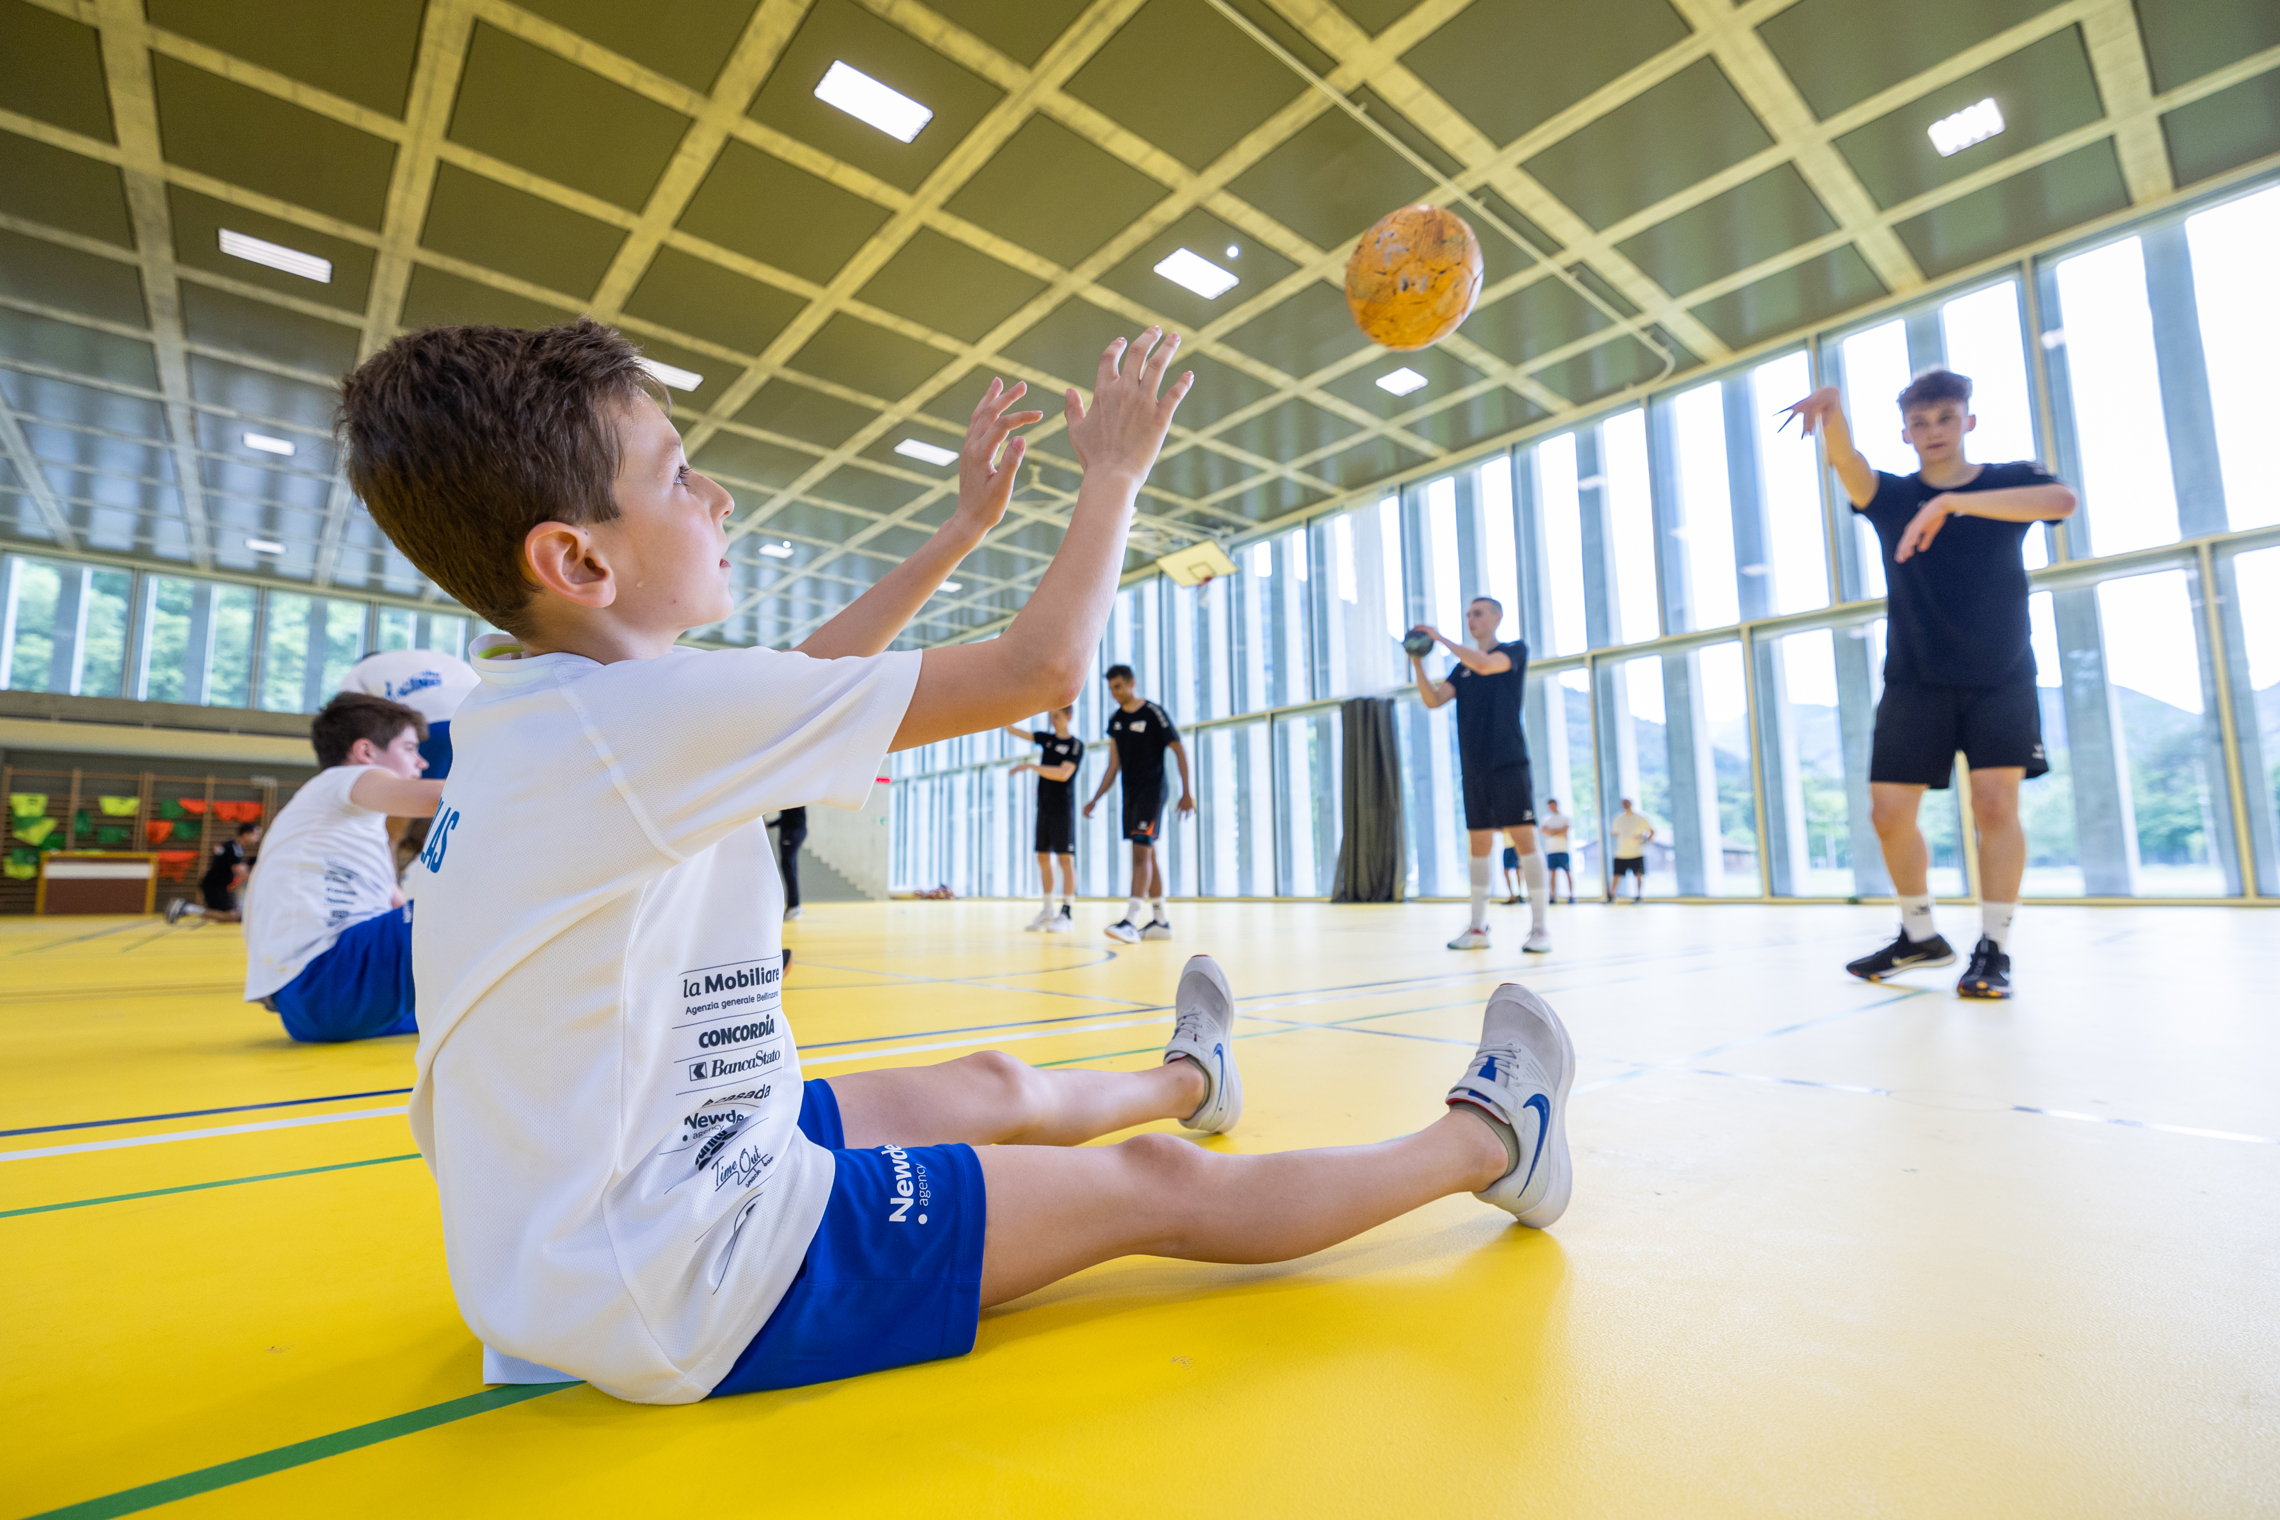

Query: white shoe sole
<box><xmin>1105</xmin><ymin>925</ymin><xmax>1140</xmax><ymax>944</ymax></box>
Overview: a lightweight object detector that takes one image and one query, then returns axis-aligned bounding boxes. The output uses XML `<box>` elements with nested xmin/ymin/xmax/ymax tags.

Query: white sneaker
<box><xmin>1165</xmin><ymin>954</ymin><xmax>1241</xmax><ymax>1133</ymax></box>
<box><xmin>784</xmin><ymin>906</ymin><xmax>803</xmax><ymax>921</ymax></box>
<box><xmin>1024</xmin><ymin>907</ymin><xmax>1054</xmax><ymax>931</ymax></box>
<box><xmin>1105</xmin><ymin>919</ymin><xmax>1141</xmax><ymax>944</ymax></box>
<box><xmin>1447</xmin><ymin>926</ymin><xmax>1492</xmax><ymax>951</ymax></box>
<box><xmin>1045</xmin><ymin>908</ymin><xmax>1074</xmax><ymax>933</ymax></box>
<box><xmin>1141</xmin><ymin>918</ymin><xmax>1174</xmax><ymax>941</ymax></box>
<box><xmin>1522</xmin><ymin>926</ymin><xmax>1552</xmax><ymax>955</ymax></box>
<box><xmin>1447</xmin><ymin>983</ymin><xmax>1575</xmax><ymax>1229</ymax></box>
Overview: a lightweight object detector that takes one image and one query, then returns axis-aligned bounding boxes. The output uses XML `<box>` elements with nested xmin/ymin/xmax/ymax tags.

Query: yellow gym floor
<box><xmin>5</xmin><ymin>901</ymin><xmax>2276</xmax><ymax>1517</ymax></box>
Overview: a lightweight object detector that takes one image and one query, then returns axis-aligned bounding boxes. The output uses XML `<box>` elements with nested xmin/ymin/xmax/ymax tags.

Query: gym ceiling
<box><xmin>1</xmin><ymin>0</ymin><xmax>2275</xmax><ymax>651</ymax></box>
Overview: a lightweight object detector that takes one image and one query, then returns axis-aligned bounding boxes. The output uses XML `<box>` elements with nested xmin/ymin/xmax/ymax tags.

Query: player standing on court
<box><xmin>1785</xmin><ymin>369</ymin><xmax>2076</xmax><ymax>997</ymax></box>
<box><xmin>1083</xmin><ymin>665</ymin><xmax>1192</xmax><ymax>944</ymax></box>
<box><xmin>1409</xmin><ymin>597</ymin><xmax>1551</xmax><ymax>955</ymax></box>
<box><xmin>1007</xmin><ymin>707</ymin><xmax>1082</xmax><ymax>932</ymax></box>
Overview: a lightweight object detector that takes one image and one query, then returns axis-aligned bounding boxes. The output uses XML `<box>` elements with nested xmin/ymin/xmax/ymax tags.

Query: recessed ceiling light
<box><xmin>894</xmin><ymin>438</ymin><xmax>960</xmax><ymax>467</ymax></box>
<box><xmin>758</xmin><ymin>541</ymin><xmax>795</xmax><ymax>560</ymax></box>
<box><xmin>1927</xmin><ymin>97</ymin><xmax>2004</xmax><ymax>157</ymax></box>
<box><xmin>1225</xmin><ymin>245</ymin><xmax>1240</xmax><ymax>258</ymax></box>
<box><xmin>1153</xmin><ymin>248</ymin><xmax>1239</xmax><ymax>300</ymax></box>
<box><xmin>939</xmin><ymin>581</ymin><xmax>963</xmax><ymax>594</ymax></box>
<box><xmin>218</xmin><ymin>228</ymin><xmax>331</xmax><ymax>283</ymax></box>
<box><xmin>1375</xmin><ymin>367</ymin><xmax>1429</xmax><ymax>397</ymax></box>
<box><xmin>242</xmin><ymin>432</ymin><xmax>295</xmax><ymax>455</ymax></box>
<box><xmin>814</xmin><ymin>60</ymin><xmax>932</xmax><ymax>142</ymax></box>
<box><xmin>639</xmin><ymin>357</ymin><xmax>704</xmax><ymax>392</ymax></box>
<box><xmin>245</xmin><ymin>537</ymin><xmax>285</xmax><ymax>554</ymax></box>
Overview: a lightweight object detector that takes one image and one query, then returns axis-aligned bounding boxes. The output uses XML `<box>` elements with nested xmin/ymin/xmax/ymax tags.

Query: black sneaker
<box><xmin>1956</xmin><ymin>936</ymin><xmax>2011</xmax><ymax>999</ymax></box>
<box><xmin>1845</xmin><ymin>930</ymin><xmax>1956</xmax><ymax>981</ymax></box>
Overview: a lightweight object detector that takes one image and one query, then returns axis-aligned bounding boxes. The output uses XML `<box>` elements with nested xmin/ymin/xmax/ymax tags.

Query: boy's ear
<box><xmin>1964</xmin><ymin>412</ymin><xmax>1978</xmax><ymax>432</ymax></box>
<box><xmin>523</xmin><ymin>520</ymin><xmax>617</xmax><ymax>610</ymax></box>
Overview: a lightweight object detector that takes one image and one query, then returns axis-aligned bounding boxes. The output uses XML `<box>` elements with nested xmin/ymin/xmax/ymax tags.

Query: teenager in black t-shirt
<box><xmin>1082</xmin><ymin>663</ymin><xmax>1192</xmax><ymax>943</ymax></box>
<box><xmin>170</xmin><ymin>820</ymin><xmax>261</xmax><ymax>924</ymax></box>
<box><xmin>1410</xmin><ymin>596</ymin><xmax>1552</xmax><ymax>956</ymax></box>
<box><xmin>1006</xmin><ymin>704</ymin><xmax>1083</xmax><ymax>932</ymax></box>
<box><xmin>1784</xmin><ymin>368</ymin><xmax>2076</xmax><ymax>998</ymax></box>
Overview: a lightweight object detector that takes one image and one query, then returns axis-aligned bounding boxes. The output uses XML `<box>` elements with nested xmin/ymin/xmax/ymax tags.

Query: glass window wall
<box><xmin>1310</xmin><ymin>496</ymin><xmax>1405</xmax><ymax>699</ymax></box>
<box><xmin>2184</xmin><ymin>185</ymin><xmax>2280</xmax><ymax>531</ymax></box>
<box><xmin>2049</xmin><ymin>238</ymin><xmax>2180</xmax><ymax>555</ymax></box>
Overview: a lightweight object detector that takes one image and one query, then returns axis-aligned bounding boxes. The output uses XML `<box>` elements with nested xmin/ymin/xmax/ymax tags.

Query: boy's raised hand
<box><xmin>954</xmin><ymin>378</ymin><xmax>1046</xmax><ymax>535</ymax></box>
<box><xmin>1064</xmin><ymin>327</ymin><xmax>1193</xmax><ymax>482</ymax></box>
<box><xmin>1778</xmin><ymin>385</ymin><xmax>1842</xmax><ymax>437</ymax></box>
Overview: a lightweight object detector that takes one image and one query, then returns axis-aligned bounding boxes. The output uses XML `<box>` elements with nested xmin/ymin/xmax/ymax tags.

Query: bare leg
<box><xmin>1968</xmin><ymin>768</ymin><xmax>2026</xmax><ymax>901</ymax></box>
<box><xmin>1870</xmin><ymin>782</ymin><xmax>1930</xmax><ymax>896</ymax></box>
<box><xmin>1147</xmin><ymin>851</ymin><xmax>1165</xmax><ymax>898</ymax></box>
<box><xmin>977</xmin><ymin>1113</ymin><xmax>1509</xmax><ymax>1306</ymax></box>
<box><xmin>1128</xmin><ymin>843</ymin><xmax>1153</xmax><ymax>901</ymax></box>
<box><xmin>1034</xmin><ymin>851</ymin><xmax>1053</xmax><ymax>898</ymax></box>
<box><xmin>1054</xmin><ymin>853</ymin><xmax>1076</xmax><ymax>897</ymax></box>
<box><xmin>832</xmin><ymin>1050</ymin><xmax>1206</xmax><ymax>1150</ymax></box>
<box><xmin>1467</xmin><ymin>828</ymin><xmax>1495</xmax><ymax>859</ymax></box>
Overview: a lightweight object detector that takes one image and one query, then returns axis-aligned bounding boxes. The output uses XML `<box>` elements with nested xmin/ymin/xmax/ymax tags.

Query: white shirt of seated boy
<box><xmin>240</xmin><ymin>764</ymin><xmax>396</xmax><ymax>1002</ymax></box>
<box><xmin>409</xmin><ymin>633</ymin><xmax>919</xmax><ymax>1405</ymax></box>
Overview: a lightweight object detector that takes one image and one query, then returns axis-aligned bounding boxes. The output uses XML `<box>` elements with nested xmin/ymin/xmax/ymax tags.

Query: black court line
<box><xmin>0</xmin><ymin>1088</ymin><xmax>415</xmax><ymax>1139</ymax></box>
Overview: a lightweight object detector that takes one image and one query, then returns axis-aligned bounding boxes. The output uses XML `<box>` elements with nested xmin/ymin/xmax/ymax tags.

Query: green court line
<box><xmin>0</xmin><ymin>1154</ymin><xmax>420</xmax><ymax>1220</ymax></box>
<box><xmin>29</xmin><ymin>1381</ymin><xmax>578</xmax><ymax>1519</ymax></box>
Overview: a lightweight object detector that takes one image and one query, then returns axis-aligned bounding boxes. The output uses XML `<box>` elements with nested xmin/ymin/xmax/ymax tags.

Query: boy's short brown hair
<box><xmin>1897</xmin><ymin>367</ymin><xmax>1972</xmax><ymax>414</ymax></box>
<box><xmin>312</xmin><ymin>692</ymin><xmax>428</xmax><ymax>769</ymax></box>
<box><xmin>337</xmin><ymin>319</ymin><xmax>666</xmax><ymax>635</ymax></box>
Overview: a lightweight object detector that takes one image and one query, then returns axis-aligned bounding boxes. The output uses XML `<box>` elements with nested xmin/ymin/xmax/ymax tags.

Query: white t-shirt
<box><xmin>241</xmin><ymin>765</ymin><xmax>396</xmax><ymax>1001</ymax></box>
<box><xmin>337</xmin><ymin>649</ymin><xmax>480</xmax><ymax>725</ymax></box>
<box><xmin>1611</xmin><ymin>811</ymin><xmax>1655</xmax><ymax>858</ymax></box>
<box><xmin>1540</xmin><ymin>808</ymin><xmax>1569</xmax><ymax>843</ymax></box>
<box><xmin>407</xmin><ymin>634</ymin><xmax>920</xmax><ymax>1405</ymax></box>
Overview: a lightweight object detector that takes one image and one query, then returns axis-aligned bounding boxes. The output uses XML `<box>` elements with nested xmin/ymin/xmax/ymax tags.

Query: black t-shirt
<box><xmin>1857</xmin><ymin>461</ymin><xmax>2057</xmax><ymax>687</ymax></box>
<box><xmin>1451</xmin><ymin>640</ymin><xmax>1530</xmax><ymax>769</ymax></box>
<box><xmin>1027</xmin><ymin>730</ymin><xmax>1084</xmax><ymax>813</ymax></box>
<box><xmin>1107</xmin><ymin>701</ymin><xmax>1179</xmax><ymax>802</ymax></box>
<box><xmin>200</xmin><ymin>840</ymin><xmax>243</xmax><ymax>893</ymax></box>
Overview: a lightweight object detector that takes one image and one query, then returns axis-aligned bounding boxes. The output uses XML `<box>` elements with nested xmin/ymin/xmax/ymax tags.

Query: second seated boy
<box><xmin>344</xmin><ymin>318</ymin><xmax>1578</xmax><ymax>1406</ymax></box>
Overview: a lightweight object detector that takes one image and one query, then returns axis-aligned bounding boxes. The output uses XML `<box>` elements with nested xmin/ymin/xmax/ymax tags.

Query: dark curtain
<box><xmin>1331</xmin><ymin>697</ymin><xmax>1405</xmax><ymax>903</ymax></box>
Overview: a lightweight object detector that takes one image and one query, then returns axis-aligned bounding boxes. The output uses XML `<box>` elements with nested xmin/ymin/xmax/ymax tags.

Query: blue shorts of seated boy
<box><xmin>710</xmin><ymin>1079</ymin><xmax>987</xmax><ymax>1396</ymax></box>
<box><xmin>268</xmin><ymin>904</ymin><xmax>417</xmax><ymax>1043</ymax></box>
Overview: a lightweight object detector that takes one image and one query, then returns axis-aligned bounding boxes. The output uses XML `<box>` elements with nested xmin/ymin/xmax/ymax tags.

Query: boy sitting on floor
<box><xmin>239</xmin><ymin>693</ymin><xmax>444</xmax><ymax>1042</ymax></box>
<box><xmin>341</xmin><ymin>318</ymin><xmax>1576</xmax><ymax>1405</ymax></box>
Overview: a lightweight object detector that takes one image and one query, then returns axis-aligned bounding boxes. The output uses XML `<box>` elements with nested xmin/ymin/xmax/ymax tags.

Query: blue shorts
<box><xmin>417</xmin><ymin>719</ymin><xmax>454</xmax><ymax>780</ymax></box>
<box><xmin>709</xmin><ymin>1080</ymin><xmax>987</xmax><ymax>1397</ymax></box>
<box><xmin>1547</xmin><ymin>852</ymin><xmax>1570</xmax><ymax>870</ymax></box>
<box><xmin>267</xmin><ymin>905</ymin><xmax>417</xmax><ymax>1043</ymax></box>
<box><xmin>1502</xmin><ymin>847</ymin><xmax>1518</xmax><ymax>869</ymax></box>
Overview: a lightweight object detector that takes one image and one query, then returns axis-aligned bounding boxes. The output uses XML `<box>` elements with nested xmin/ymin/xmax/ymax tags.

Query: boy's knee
<box><xmin>1971</xmin><ymin>793</ymin><xmax>2019</xmax><ymax>831</ymax></box>
<box><xmin>1117</xmin><ymin>1130</ymin><xmax>1208</xmax><ymax>1186</ymax></box>
<box><xmin>959</xmin><ymin>1050</ymin><xmax>1047</xmax><ymax>1130</ymax></box>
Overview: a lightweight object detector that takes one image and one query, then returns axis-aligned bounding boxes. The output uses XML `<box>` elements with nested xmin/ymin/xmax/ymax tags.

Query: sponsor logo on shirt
<box><xmin>882</xmin><ymin>1143</ymin><xmax>932</xmax><ymax>1224</ymax></box>
<box><xmin>419</xmin><ymin>806</ymin><xmax>460</xmax><ymax>873</ymax></box>
<box><xmin>681</xmin><ymin>964</ymin><xmax>780</xmax><ymax>998</ymax></box>
<box><xmin>385</xmin><ymin>671</ymin><xmax>446</xmax><ymax>699</ymax></box>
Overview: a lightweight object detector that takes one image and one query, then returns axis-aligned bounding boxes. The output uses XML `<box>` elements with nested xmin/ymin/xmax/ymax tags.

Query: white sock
<box><xmin>1899</xmin><ymin>893</ymin><xmax>1936</xmax><ymax>943</ymax></box>
<box><xmin>1522</xmin><ymin>851</ymin><xmax>1549</xmax><ymax>932</ymax></box>
<box><xmin>1126</xmin><ymin>895</ymin><xmax>1146</xmax><ymax>925</ymax></box>
<box><xmin>1468</xmin><ymin>855</ymin><xmax>1491</xmax><ymax>930</ymax></box>
<box><xmin>1149</xmin><ymin>896</ymin><xmax>1166</xmax><ymax>923</ymax></box>
<box><xmin>1981</xmin><ymin>900</ymin><xmax>2017</xmax><ymax>950</ymax></box>
<box><xmin>1040</xmin><ymin>889</ymin><xmax>1054</xmax><ymax>914</ymax></box>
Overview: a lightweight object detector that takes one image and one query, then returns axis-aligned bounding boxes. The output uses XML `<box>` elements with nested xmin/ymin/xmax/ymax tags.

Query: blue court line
<box><xmin>0</xmin><ymin>1088</ymin><xmax>415</xmax><ymax>1140</ymax></box>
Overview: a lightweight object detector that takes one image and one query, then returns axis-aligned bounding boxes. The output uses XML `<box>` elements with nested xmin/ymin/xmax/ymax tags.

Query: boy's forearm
<box><xmin>797</xmin><ymin>518</ymin><xmax>982</xmax><ymax>660</ymax></box>
<box><xmin>1946</xmin><ymin>484</ymin><xmax>2077</xmax><ymax>521</ymax></box>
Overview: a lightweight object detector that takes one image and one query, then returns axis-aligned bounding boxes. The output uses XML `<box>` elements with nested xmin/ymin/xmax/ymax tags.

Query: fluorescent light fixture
<box><xmin>242</xmin><ymin>432</ymin><xmax>295</xmax><ymax>456</ymax></box>
<box><xmin>814</xmin><ymin>60</ymin><xmax>932</xmax><ymax>142</ymax></box>
<box><xmin>218</xmin><ymin>228</ymin><xmax>332</xmax><ymax>283</ymax></box>
<box><xmin>758</xmin><ymin>541</ymin><xmax>795</xmax><ymax>560</ymax></box>
<box><xmin>939</xmin><ymin>581</ymin><xmax>963</xmax><ymax>594</ymax></box>
<box><xmin>1927</xmin><ymin>97</ymin><xmax>2004</xmax><ymax>157</ymax></box>
<box><xmin>894</xmin><ymin>438</ymin><xmax>960</xmax><ymax>467</ymax></box>
<box><xmin>1375</xmin><ymin>367</ymin><xmax>1429</xmax><ymax>397</ymax></box>
<box><xmin>245</xmin><ymin>537</ymin><xmax>285</xmax><ymax>554</ymax></box>
<box><xmin>639</xmin><ymin>357</ymin><xmax>704</xmax><ymax>392</ymax></box>
<box><xmin>1153</xmin><ymin>248</ymin><xmax>1239</xmax><ymax>300</ymax></box>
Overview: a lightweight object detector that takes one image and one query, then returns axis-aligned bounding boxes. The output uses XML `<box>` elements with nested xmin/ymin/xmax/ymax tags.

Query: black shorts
<box><xmin>1612</xmin><ymin>855</ymin><xmax>1645</xmax><ymax>878</ymax></box>
<box><xmin>1034</xmin><ymin>803</ymin><xmax>1074</xmax><ymax>856</ymax></box>
<box><xmin>199</xmin><ymin>879</ymin><xmax>236</xmax><ymax>912</ymax></box>
<box><xmin>1461</xmin><ymin>760</ymin><xmax>1535</xmax><ymax>831</ymax></box>
<box><xmin>1870</xmin><ymin>680</ymin><xmax>2049</xmax><ymax>788</ymax></box>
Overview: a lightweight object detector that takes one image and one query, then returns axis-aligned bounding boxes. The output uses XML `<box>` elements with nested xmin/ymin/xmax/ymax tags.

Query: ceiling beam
<box><xmin>2079</xmin><ymin>0</ymin><xmax>2174</xmax><ymax>203</ymax></box>
<box><xmin>313</xmin><ymin>0</ymin><xmax>478</xmax><ymax>588</ymax></box>
<box><xmin>90</xmin><ymin>0</ymin><xmax>215</xmax><ymax>570</ymax></box>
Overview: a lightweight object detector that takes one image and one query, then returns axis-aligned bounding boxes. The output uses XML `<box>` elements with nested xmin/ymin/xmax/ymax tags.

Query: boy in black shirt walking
<box><xmin>1410</xmin><ymin>596</ymin><xmax>1552</xmax><ymax>955</ymax></box>
<box><xmin>1785</xmin><ymin>368</ymin><xmax>2076</xmax><ymax>997</ymax></box>
<box><xmin>1007</xmin><ymin>706</ymin><xmax>1082</xmax><ymax>932</ymax></box>
<box><xmin>1082</xmin><ymin>664</ymin><xmax>1192</xmax><ymax>943</ymax></box>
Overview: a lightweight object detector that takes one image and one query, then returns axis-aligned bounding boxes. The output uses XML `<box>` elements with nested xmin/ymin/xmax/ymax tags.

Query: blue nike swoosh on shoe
<box><xmin>1520</xmin><ymin>1093</ymin><xmax>1551</xmax><ymax>1192</ymax></box>
<box><xmin>1480</xmin><ymin>1056</ymin><xmax>1498</xmax><ymax>1084</ymax></box>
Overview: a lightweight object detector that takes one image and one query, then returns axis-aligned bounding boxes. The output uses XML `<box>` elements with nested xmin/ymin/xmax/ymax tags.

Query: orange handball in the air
<box><xmin>1345</xmin><ymin>204</ymin><xmax>1484</xmax><ymax>351</ymax></box>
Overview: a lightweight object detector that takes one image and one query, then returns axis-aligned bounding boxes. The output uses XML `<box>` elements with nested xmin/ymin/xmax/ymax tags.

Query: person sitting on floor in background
<box><xmin>238</xmin><ymin>692</ymin><xmax>444</xmax><ymax>1042</ymax></box>
<box><xmin>169</xmin><ymin>820</ymin><xmax>261</xmax><ymax>925</ymax></box>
